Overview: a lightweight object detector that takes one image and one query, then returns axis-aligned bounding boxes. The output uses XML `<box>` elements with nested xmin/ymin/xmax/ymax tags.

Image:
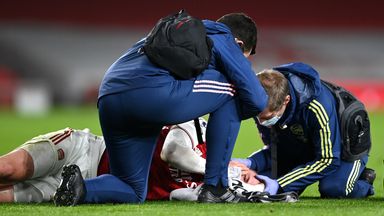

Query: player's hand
<box><xmin>256</xmin><ymin>175</ymin><xmax>279</xmax><ymax>195</ymax></box>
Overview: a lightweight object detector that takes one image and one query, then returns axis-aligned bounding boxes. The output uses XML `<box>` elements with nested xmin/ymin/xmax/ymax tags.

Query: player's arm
<box><xmin>276</xmin><ymin>99</ymin><xmax>341</xmax><ymax>193</ymax></box>
<box><xmin>160</xmin><ymin>126</ymin><xmax>206</xmax><ymax>174</ymax></box>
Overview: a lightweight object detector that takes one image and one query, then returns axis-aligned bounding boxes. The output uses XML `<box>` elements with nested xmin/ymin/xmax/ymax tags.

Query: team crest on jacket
<box><xmin>290</xmin><ymin>124</ymin><xmax>308</xmax><ymax>143</ymax></box>
<box><xmin>290</xmin><ymin>124</ymin><xmax>304</xmax><ymax>136</ymax></box>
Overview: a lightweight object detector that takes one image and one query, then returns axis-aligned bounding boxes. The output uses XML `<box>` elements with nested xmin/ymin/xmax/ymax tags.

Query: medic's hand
<box><xmin>230</xmin><ymin>158</ymin><xmax>252</xmax><ymax>168</ymax></box>
<box><xmin>256</xmin><ymin>175</ymin><xmax>279</xmax><ymax>195</ymax></box>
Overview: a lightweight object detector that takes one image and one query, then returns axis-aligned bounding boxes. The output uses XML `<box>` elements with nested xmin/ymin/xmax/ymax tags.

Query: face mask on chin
<box><xmin>257</xmin><ymin>115</ymin><xmax>282</xmax><ymax>127</ymax></box>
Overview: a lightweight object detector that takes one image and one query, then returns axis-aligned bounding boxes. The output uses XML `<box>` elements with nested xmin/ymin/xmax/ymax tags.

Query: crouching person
<box><xmin>234</xmin><ymin>62</ymin><xmax>375</xmax><ymax>198</ymax></box>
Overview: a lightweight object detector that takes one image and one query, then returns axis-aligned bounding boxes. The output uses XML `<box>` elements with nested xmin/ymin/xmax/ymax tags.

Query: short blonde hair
<box><xmin>257</xmin><ymin>69</ymin><xmax>289</xmax><ymax>111</ymax></box>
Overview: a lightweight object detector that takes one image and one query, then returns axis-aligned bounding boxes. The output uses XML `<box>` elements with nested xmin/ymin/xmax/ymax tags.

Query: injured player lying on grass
<box><xmin>0</xmin><ymin>118</ymin><xmax>296</xmax><ymax>203</ymax></box>
<box><xmin>163</xmin><ymin>119</ymin><xmax>297</xmax><ymax>203</ymax></box>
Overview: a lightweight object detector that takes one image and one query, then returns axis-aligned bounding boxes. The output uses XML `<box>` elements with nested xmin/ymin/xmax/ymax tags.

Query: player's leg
<box><xmin>17</xmin><ymin>139</ymin><xmax>62</xmax><ymax>180</ymax></box>
<box><xmin>0</xmin><ymin>140</ymin><xmax>72</xmax><ymax>203</ymax></box>
<box><xmin>318</xmin><ymin>155</ymin><xmax>374</xmax><ymax>198</ymax></box>
<box><xmin>0</xmin><ymin>149</ymin><xmax>34</xmax><ymax>183</ymax></box>
<box><xmin>12</xmin><ymin>176</ymin><xmax>59</xmax><ymax>203</ymax></box>
<box><xmin>0</xmin><ymin>139</ymin><xmax>74</xmax><ymax>203</ymax></box>
<box><xmin>0</xmin><ymin>186</ymin><xmax>13</xmax><ymax>202</ymax></box>
<box><xmin>0</xmin><ymin>138</ymin><xmax>65</xmax><ymax>185</ymax></box>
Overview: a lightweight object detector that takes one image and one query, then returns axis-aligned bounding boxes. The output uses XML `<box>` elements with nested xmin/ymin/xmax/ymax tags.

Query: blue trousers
<box><xmin>318</xmin><ymin>155</ymin><xmax>374</xmax><ymax>198</ymax></box>
<box><xmin>85</xmin><ymin>70</ymin><xmax>242</xmax><ymax>203</ymax></box>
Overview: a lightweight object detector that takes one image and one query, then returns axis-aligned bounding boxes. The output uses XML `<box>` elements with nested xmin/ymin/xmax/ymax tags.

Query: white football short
<box><xmin>13</xmin><ymin>128</ymin><xmax>105</xmax><ymax>202</ymax></box>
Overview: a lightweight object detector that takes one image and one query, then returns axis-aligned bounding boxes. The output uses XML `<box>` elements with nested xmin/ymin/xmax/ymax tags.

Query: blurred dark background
<box><xmin>1</xmin><ymin>0</ymin><xmax>384</xmax><ymax>114</ymax></box>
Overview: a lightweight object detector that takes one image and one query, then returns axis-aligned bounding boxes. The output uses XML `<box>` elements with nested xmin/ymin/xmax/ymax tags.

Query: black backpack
<box><xmin>321</xmin><ymin>80</ymin><xmax>371</xmax><ymax>162</ymax></box>
<box><xmin>143</xmin><ymin>9</ymin><xmax>213</xmax><ymax>79</ymax></box>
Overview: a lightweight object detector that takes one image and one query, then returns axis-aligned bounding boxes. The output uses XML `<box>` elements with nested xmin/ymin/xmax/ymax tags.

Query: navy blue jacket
<box><xmin>98</xmin><ymin>20</ymin><xmax>267</xmax><ymax>118</ymax></box>
<box><xmin>248</xmin><ymin>62</ymin><xmax>341</xmax><ymax>193</ymax></box>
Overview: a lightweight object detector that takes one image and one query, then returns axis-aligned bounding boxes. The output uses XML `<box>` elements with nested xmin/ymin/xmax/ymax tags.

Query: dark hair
<box><xmin>257</xmin><ymin>69</ymin><xmax>290</xmax><ymax>111</ymax></box>
<box><xmin>217</xmin><ymin>13</ymin><xmax>257</xmax><ymax>55</ymax></box>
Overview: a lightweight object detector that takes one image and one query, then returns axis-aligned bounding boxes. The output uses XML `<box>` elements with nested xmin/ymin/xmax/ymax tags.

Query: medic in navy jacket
<box><xmin>247</xmin><ymin>62</ymin><xmax>373</xmax><ymax>198</ymax></box>
<box><xmin>99</xmin><ymin>20</ymin><xmax>267</xmax><ymax>119</ymax></box>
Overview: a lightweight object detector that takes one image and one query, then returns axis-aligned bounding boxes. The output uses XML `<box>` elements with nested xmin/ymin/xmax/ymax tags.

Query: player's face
<box><xmin>241</xmin><ymin>169</ymin><xmax>261</xmax><ymax>185</ymax></box>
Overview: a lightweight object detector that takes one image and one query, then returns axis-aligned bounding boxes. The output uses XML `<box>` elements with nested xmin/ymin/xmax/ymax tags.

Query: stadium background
<box><xmin>0</xmin><ymin>0</ymin><xmax>383</xmax><ymax>201</ymax></box>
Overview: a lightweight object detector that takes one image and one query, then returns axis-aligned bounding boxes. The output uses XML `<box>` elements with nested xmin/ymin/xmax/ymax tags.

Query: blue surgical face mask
<box><xmin>257</xmin><ymin>115</ymin><xmax>281</xmax><ymax>127</ymax></box>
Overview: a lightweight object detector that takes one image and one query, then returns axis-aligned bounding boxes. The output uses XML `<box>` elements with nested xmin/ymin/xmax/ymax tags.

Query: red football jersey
<box><xmin>96</xmin><ymin>125</ymin><xmax>206</xmax><ymax>200</ymax></box>
<box><xmin>146</xmin><ymin>125</ymin><xmax>206</xmax><ymax>200</ymax></box>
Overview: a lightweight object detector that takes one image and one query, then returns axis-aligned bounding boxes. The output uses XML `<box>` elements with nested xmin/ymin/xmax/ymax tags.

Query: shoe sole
<box><xmin>53</xmin><ymin>165</ymin><xmax>77</xmax><ymax>206</ymax></box>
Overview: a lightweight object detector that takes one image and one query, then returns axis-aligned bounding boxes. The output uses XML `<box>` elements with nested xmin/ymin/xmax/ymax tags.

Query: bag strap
<box><xmin>270</xmin><ymin>127</ymin><xmax>279</xmax><ymax>179</ymax></box>
<box><xmin>194</xmin><ymin>118</ymin><xmax>204</xmax><ymax>144</ymax></box>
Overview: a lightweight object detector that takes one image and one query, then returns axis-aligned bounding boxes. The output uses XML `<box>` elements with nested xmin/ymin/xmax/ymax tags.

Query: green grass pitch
<box><xmin>0</xmin><ymin>107</ymin><xmax>383</xmax><ymax>215</ymax></box>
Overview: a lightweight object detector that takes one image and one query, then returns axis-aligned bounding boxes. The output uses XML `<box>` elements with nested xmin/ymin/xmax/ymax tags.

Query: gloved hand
<box><xmin>256</xmin><ymin>175</ymin><xmax>279</xmax><ymax>195</ymax></box>
<box><xmin>230</xmin><ymin>158</ymin><xmax>252</xmax><ymax>168</ymax></box>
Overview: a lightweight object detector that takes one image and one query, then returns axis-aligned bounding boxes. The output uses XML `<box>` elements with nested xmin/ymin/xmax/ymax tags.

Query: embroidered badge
<box><xmin>57</xmin><ymin>149</ymin><xmax>65</xmax><ymax>160</ymax></box>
